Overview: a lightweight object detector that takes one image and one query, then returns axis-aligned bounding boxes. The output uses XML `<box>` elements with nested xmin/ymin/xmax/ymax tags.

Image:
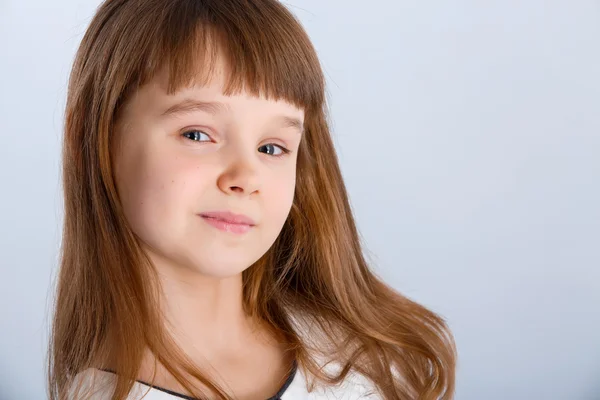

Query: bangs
<box><xmin>136</xmin><ymin>0</ymin><xmax>325</xmax><ymax>111</ymax></box>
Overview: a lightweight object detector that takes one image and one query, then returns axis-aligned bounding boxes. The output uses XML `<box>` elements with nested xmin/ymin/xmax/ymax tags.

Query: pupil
<box><xmin>263</xmin><ymin>144</ymin><xmax>273</xmax><ymax>154</ymax></box>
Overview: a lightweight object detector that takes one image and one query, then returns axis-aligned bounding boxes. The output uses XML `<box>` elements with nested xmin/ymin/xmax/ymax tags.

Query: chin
<box><xmin>189</xmin><ymin>255</ymin><xmax>258</xmax><ymax>279</ymax></box>
<box><xmin>190</xmin><ymin>265</ymin><xmax>248</xmax><ymax>280</ymax></box>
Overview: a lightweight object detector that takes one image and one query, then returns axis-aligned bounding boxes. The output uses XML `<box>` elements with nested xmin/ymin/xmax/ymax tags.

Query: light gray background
<box><xmin>1</xmin><ymin>1</ymin><xmax>599</xmax><ymax>399</ymax></box>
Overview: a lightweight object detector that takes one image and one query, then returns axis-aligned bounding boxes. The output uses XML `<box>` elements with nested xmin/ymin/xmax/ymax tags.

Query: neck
<box><xmin>147</xmin><ymin>248</ymin><xmax>269</xmax><ymax>364</ymax></box>
<box><xmin>96</xmin><ymin>246</ymin><xmax>291</xmax><ymax>395</ymax></box>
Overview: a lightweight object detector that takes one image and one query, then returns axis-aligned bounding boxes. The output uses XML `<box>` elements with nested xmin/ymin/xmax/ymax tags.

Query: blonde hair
<box><xmin>48</xmin><ymin>0</ymin><xmax>457</xmax><ymax>398</ymax></box>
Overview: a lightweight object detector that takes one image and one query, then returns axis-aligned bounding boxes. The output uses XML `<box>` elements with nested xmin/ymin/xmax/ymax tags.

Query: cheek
<box><xmin>264</xmin><ymin>167</ymin><xmax>297</xmax><ymax>223</ymax></box>
<box><xmin>116</xmin><ymin>146</ymin><xmax>206</xmax><ymax>241</ymax></box>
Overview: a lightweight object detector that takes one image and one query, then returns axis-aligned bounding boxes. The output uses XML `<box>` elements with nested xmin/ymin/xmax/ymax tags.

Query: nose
<box><xmin>217</xmin><ymin>151</ymin><xmax>261</xmax><ymax>196</ymax></box>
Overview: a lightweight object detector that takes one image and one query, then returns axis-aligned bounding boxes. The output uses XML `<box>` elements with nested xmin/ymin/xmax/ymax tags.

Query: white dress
<box><xmin>69</xmin><ymin>360</ymin><xmax>382</xmax><ymax>400</ymax></box>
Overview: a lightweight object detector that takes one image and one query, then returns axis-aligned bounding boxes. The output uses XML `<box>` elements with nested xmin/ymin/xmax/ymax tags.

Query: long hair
<box><xmin>48</xmin><ymin>0</ymin><xmax>457</xmax><ymax>399</ymax></box>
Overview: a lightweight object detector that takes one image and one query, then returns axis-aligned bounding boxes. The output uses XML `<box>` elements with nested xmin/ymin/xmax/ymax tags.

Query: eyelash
<box><xmin>181</xmin><ymin>129</ymin><xmax>291</xmax><ymax>158</ymax></box>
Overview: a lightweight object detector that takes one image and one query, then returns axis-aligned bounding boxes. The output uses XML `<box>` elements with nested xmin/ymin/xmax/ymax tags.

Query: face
<box><xmin>112</xmin><ymin>60</ymin><xmax>304</xmax><ymax>279</ymax></box>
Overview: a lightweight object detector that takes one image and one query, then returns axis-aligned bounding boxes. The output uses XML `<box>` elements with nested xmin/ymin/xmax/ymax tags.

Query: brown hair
<box><xmin>48</xmin><ymin>0</ymin><xmax>457</xmax><ymax>399</ymax></box>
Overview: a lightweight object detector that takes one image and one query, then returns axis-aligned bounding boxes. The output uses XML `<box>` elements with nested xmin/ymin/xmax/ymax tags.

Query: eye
<box><xmin>258</xmin><ymin>143</ymin><xmax>290</xmax><ymax>157</ymax></box>
<box><xmin>182</xmin><ymin>129</ymin><xmax>212</xmax><ymax>142</ymax></box>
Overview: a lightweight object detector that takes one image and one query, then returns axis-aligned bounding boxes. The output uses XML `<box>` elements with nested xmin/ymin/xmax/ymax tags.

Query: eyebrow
<box><xmin>161</xmin><ymin>99</ymin><xmax>230</xmax><ymax>117</ymax></box>
<box><xmin>160</xmin><ymin>99</ymin><xmax>304</xmax><ymax>134</ymax></box>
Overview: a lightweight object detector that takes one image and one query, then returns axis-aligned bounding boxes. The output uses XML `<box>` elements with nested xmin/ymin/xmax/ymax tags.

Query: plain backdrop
<box><xmin>1</xmin><ymin>1</ymin><xmax>599</xmax><ymax>399</ymax></box>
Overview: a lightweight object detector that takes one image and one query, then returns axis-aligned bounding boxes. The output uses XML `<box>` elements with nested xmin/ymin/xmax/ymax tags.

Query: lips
<box><xmin>199</xmin><ymin>211</ymin><xmax>256</xmax><ymax>226</ymax></box>
<box><xmin>199</xmin><ymin>211</ymin><xmax>256</xmax><ymax>234</ymax></box>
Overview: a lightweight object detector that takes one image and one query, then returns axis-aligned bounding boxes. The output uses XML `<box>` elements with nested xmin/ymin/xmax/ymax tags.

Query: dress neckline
<box><xmin>98</xmin><ymin>359</ymin><xmax>298</xmax><ymax>400</ymax></box>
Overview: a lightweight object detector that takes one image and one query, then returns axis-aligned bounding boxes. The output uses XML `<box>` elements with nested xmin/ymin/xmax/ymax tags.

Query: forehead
<box><xmin>142</xmin><ymin>80</ymin><xmax>303</xmax><ymax>119</ymax></box>
<box><xmin>120</xmin><ymin>57</ymin><xmax>305</xmax><ymax>132</ymax></box>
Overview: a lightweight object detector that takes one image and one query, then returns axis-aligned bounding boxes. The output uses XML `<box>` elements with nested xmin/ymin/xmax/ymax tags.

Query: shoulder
<box><xmin>68</xmin><ymin>368</ymin><xmax>114</xmax><ymax>400</ymax></box>
<box><xmin>69</xmin><ymin>368</ymin><xmax>174</xmax><ymax>400</ymax></box>
<box><xmin>283</xmin><ymin>362</ymin><xmax>383</xmax><ymax>400</ymax></box>
<box><xmin>284</xmin><ymin>315</ymin><xmax>384</xmax><ymax>399</ymax></box>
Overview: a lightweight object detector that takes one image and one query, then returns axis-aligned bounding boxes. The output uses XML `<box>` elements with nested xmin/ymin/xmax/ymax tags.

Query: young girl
<box><xmin>48</xmin><ymin>0</ymin><xmax>457</xmax><ymax>399</ymax></box>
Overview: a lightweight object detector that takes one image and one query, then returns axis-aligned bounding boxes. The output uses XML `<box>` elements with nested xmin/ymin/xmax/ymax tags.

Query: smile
<box><xmin>199</xmin><ymin>211</ymin><xmax>256</xmax><ymax>234</ymax></box>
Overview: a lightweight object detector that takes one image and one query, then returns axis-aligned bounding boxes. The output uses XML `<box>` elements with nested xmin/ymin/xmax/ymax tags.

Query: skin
<box><xmin>111</xmin><ymin>54</ymin><xmax>304</xmax><ymax>398</ymax></box>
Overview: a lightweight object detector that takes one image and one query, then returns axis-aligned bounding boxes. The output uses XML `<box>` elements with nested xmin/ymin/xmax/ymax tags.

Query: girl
<box><xmin>48</xmin><ymin>0</ymin><xmax>457</xmax><ymax>399</ymax></box>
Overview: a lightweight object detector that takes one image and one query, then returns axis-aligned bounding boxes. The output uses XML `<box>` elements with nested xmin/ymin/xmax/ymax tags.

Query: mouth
<box><xmin>199</xmin><ymin>211</ymin><xmax>256</xmax><ymax>234</ymax></box>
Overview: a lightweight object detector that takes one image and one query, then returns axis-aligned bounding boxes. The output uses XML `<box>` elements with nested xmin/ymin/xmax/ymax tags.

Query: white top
<box><xmin>69</xmin><ymin>362</ymin><xmax>382</xmax><ymax>400</ymax></box>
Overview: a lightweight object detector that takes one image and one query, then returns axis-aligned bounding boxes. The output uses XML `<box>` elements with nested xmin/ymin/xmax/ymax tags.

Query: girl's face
<box><xmin>112</xmin><ymin>62</ymin><xmax>304</xmax><ymax>278</ymax></box>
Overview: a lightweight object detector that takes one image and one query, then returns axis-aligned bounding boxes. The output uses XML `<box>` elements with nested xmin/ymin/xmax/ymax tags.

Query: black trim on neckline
<box><xmin>99</xmin><ymin>359</ymin><xmax>298</xmax><ymax>400</ymax></box>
